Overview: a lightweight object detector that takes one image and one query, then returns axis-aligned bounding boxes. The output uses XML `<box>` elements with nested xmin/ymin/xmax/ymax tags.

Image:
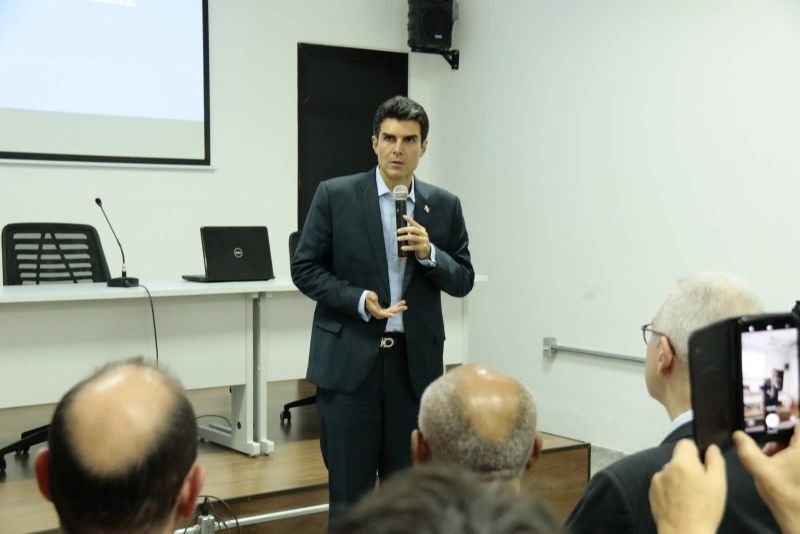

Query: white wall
<box><xmin>5</xmin><ymin>1</ymin><xmax>800</xmax><ymax>454</ymax></box>
<box><xmin>432</xmin><ymin>0</ymin><xmax>800</xmax><ymax>452</ymax></box>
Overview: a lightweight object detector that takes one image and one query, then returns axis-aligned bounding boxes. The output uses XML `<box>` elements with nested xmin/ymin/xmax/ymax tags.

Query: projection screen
<box><xmin>0</xmin><ymin>0</ymin><xmax>210</xmax><ymax>165</ymax></box>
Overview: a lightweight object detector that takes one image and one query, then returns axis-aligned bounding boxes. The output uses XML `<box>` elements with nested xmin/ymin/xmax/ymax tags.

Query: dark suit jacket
<box><xmin>565</xmin><ymin>422</ymin><xmax>779</xmax><ymax>534</ymax></box>
<box><xmin>291</xmin><ymin>170</ymin><xmax>474</xmax><ymax>397</ymax></box>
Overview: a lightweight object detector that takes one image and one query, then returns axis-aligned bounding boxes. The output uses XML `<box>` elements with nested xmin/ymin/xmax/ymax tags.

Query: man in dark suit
<box><xmin>566</xmin><ymin>272</ymin><xmax>780</xmax><ymax>533</ymax></box>
<box><xmin>291</xmin><ymin>96</ymin><xmax>474</xmax><ymax>519</ymax></box>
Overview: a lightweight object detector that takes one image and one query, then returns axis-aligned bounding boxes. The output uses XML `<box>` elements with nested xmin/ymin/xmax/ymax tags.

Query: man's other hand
<box><xmin>365</xmin><ymin>291</ymin><xmax>407</xmax><ymax>320</ymax></box>
<box><xmin>734</xmin><ymin>425</ymin><xmax>800</xmax><ymax>533</ymax></box>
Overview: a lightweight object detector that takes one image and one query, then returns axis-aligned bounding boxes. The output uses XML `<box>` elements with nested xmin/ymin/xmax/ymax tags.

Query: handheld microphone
<box><xmin>95</xmin><ymin>197</ymin><xmax>139</xmax><ymax>288</ymax></box>
<box><xmin>392</xmin><ymin>184</ymin><xmax>409</xmax><ymax>259</ymax></box>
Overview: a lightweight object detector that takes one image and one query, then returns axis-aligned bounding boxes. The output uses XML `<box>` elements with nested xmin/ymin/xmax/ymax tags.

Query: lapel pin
<box><xmin>424</xmin><ymin>205</ymin><xmax>430</xmax><ymax>213</ymax></box>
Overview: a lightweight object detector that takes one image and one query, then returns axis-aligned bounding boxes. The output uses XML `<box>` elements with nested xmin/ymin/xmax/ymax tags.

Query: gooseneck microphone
<box><xmin>392</xmin><ymin>184</ymin><xmax>409</xmax><ymax>259</ymax></box>
<box><xmin>95</xmin><ymin>197</ymin><xmax>139</xmax><ymax>288</ymax></box>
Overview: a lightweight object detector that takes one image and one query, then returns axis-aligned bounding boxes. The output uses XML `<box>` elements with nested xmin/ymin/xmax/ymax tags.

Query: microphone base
<box><xmin>107</xmin><ymin>276</ymin><xmax>139</xmax><ymax>288</ymax></box>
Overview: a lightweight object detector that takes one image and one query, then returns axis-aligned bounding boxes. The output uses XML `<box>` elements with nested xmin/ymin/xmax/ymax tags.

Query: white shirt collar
<box><xmin>375</xmin><ymin>167</ymin><xmax>416</xmax><ymax>203</ymax></box>
<box><xmin>666</xmin><ymin>409</ymin><xmax>693</xmax><ymax>437</ymax></box>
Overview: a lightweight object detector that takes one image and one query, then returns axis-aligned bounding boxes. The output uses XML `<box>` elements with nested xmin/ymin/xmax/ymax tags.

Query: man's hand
<box><xmin>734</xmin><ymin>425</ymin><xmax>800</xmax><ymax>533</ymax></box>
<box><xmin>365</xmin><ymin>291</ymin><xmax>407</xmax><ymax>320</ymax></box>
<box><xmin>398</xmin><ymin>215</ymin><xmax>430</xmax><ymax>260</ymax></box>
<box><xmin>649</xmin><ymin>439</ymin><xmax>726</xmax><ymax>534</ymax></box>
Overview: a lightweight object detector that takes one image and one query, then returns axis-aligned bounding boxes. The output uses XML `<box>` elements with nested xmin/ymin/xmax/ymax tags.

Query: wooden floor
<box><xmin>0</xmin><ymin>380</ymin><xmax>589</xmax><ymax>533</ymax></box>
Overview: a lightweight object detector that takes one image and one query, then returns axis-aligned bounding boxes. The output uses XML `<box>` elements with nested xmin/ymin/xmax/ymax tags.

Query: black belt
<box><xmin>379</xmin><ymin>332</ymin><xmax>405</xmax><ymax>349</ymax></box>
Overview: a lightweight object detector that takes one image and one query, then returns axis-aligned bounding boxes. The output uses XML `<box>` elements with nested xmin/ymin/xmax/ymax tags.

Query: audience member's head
<box><xmin>413</xmin><ymin>364</ymin><xmax>541</xmax><ymax>487</ymax></box>
<box><xmin>329</xmin><ymin>463</ymin><xmax>562</xmax><ymax>534</ymax></box>
<box><xmin>34</xmin><ymin>359</ymin><xmax>204</xmax><ymax>534</ymax></box>
<box><xmin>645</xmin><ymin>272</ymin><xmax>762</xmax><ymax>417</ymax></box>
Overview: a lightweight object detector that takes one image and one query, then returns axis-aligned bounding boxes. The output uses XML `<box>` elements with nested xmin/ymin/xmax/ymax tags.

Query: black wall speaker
<box><xmin>408</xmin><ymin>0</ymin><xmax>456</xmax><ymax>51</ymax></box>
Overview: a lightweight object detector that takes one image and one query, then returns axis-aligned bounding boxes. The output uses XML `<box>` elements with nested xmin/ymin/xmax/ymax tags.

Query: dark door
<box><xmin>297</xmin><ymin>43</ymin><xmax>408</xmax><ymax>229</ymax></box>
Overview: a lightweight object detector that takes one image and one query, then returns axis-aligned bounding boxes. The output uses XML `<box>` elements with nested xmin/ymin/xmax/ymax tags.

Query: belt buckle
<box><xmin>380</xmin><ymin>336</ymin><xmax>395</xmax><ymax>349</ymax></box>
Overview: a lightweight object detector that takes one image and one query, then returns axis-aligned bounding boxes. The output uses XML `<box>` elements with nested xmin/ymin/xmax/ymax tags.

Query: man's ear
<box><xmin>525</xmin><ymin>432</ymin><xmax>543</xmax><ymax>472</ymax></box>
<box><xmin>176</xmin><ymin>464</ymin><xmax>205</xmax><ymax>519</ymax></box>
<box><xmin>420</xmin><ymin>138</ymin><xmax>428</xmax><ymax>156</ymax></box>
<box><xmin>657</xmin><ymin>335</ymin><xmax>677</xmax><ymax>375</ymax></box>
<box><xmin>34</xmin><ymin>448</ymin><xmax>52</xmax><ymax>502</ymax></box>
<box><xmin>411</xmin><ymin>429</ymin><xmax>431</xmax><ymax>464</ymax></box>
<box><xmin>371</xmin><ymin>135</ymin><xmax>379</xmax><ymax>155</ymax></box>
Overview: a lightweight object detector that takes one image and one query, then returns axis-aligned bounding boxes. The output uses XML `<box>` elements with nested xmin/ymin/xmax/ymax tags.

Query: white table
<box><xmin>0</xmin><ymin>275</ymin><xmax>485</xmax><ymax>457</ymax></box>
<box><xmin>0</xmin><ymin>278</ymin><xmax>299</xmax><ymax>456</ymax></box>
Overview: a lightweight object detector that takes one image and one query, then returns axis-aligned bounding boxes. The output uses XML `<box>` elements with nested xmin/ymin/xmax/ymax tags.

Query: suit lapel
<box><xmin>359</xmin><ymin>172</ymin><xmax>390</xmax><ymax>297</ymax></box>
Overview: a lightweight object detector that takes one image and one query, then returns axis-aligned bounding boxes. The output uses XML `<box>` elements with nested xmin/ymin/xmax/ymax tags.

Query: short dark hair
<box><xmin>372</xmin><ymin>96</ymin><xmax>430</xmax><ymax>141</ymax></box>
<box><xmin>47</xmin><ymin>359</ymin><xmax>198</xmax><ymax>533</ymax></box>
<box><xmin>330</xmin><ymin>463</ymin><xmax>563</xmax><ymax>534</ymax></box>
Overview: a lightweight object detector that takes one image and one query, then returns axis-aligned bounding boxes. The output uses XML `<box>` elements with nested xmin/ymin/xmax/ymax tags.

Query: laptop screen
<box><xmin>198</xmin><ymin>226</ymin><xmax>274</xmax><ymax>282</ymax></box>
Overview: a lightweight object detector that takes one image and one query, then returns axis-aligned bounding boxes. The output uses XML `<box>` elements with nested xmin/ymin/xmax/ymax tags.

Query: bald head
<box><xmin>40</xmin><ymin>359</ymin><xmax>201</xmax><ymax>533</ymax></box>
<box><xmin>68</xmin><ymin>363</ymin><xmax>178</xmax><ymax>475</ymax></box>
<box><xmin>417</xmin><ymin>365</ymin><xmax>539</xmax><ymax>481</ymax></box>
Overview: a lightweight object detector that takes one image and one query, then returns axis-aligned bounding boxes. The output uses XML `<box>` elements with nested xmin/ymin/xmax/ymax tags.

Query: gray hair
<box><xmin>418</xmin><ymin>368</ymin><xmax>537</xmax><ymax>481</ymax></box>
<box><xmin>655</xmin><ymin>271</ymin><xmax>762</xmax><ymax>366</ymax></box>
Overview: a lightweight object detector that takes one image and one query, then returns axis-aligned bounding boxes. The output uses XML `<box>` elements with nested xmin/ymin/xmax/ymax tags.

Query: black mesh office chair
<box><xmin>2</xmin><ymin>223</ymin><xmax>110</xmax><ymax>285</ymax></box>
<box><xmin>280</xmin><ymin>230</ymin><xmax>317</xmax><ymax>424</ymax></box>
<box><xmin>0</xmin><ymin>223</ymin><xmax>111</xmax><ymax>470</ymax></box>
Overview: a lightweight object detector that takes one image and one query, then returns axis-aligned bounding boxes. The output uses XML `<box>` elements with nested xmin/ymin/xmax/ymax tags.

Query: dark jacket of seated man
<box><xmin>565</xmin><ymin>421</ymin><xmax>778</xmax><ymax>534</ymax></box>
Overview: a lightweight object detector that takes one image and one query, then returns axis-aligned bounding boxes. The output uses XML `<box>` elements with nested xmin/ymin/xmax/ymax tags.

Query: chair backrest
<box><xmin>2</xmin><ymin>223</ymin><xmax>111</xmax><ymax>285</ymax></box>
<box><xmin>289</xmin><ymin>231</ymin><xmax>301</xmax><ymax>263</ymax></box>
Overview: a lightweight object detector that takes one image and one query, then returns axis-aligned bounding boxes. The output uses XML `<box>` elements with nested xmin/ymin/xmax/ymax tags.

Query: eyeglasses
<box><xmin>641</xmin><ymin>323</ymin><xmax>668</xmax><ymax>345</ymax></box>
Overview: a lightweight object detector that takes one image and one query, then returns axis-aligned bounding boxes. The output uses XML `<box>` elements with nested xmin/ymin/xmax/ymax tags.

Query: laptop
<box><xmin>182</xmin><ymin>226</ymin><xmax>274</xmax><ymax>283</ymax></box>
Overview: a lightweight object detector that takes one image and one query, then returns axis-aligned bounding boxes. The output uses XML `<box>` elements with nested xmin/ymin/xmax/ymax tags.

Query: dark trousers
<box><xmin>317</xmin><ymin>335</ymin><xmax>420</xmax><ymax>521</ymax></box>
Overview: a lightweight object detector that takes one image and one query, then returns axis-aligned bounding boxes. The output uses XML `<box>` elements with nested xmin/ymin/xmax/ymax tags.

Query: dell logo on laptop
<box><xmin>233</xmin><ymin>247</ymin><xmax>244</xmax><ymax>258</ymax></box>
